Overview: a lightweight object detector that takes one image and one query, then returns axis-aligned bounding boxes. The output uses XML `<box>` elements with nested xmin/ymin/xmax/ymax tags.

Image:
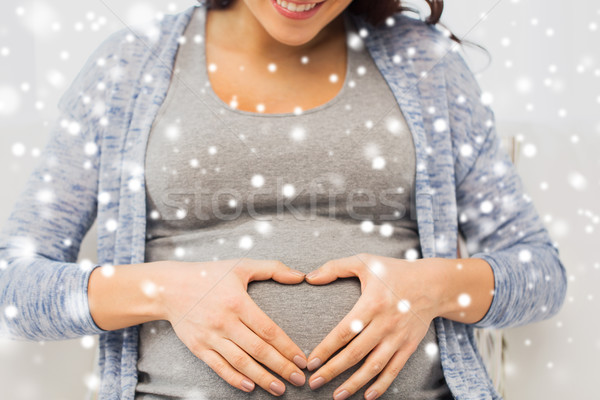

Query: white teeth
<box><xmin>276</xmin><ymin>0</ymin><xmax>318</xmax><ymax>12</ymax></box>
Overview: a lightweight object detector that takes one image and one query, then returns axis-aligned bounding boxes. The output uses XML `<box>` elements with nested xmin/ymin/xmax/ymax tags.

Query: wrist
<box><xmin>416</xmin><ymin>257</ymin><xmax>455</xmax><ymax>318</ymax></box>
<box><xmin>88</xmin><ymin>261</ymin><xmax>168</xmax><ymax>330</ymax></box>
<box><xmin>138</xmin><ymin>261</ymin><xmax>171</xmax><ymax>321</ymax></box>
<box><xmin>417</xmin><ymin>257</ymin><xmax>495</xmax><ymax>324</ymax></box>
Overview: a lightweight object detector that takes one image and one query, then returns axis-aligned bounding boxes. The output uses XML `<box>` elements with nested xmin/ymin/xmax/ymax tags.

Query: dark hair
<box><xmin>201</xmin><ymin>0</ymin><xmax>461</xmax><ymax>43</ymax></box>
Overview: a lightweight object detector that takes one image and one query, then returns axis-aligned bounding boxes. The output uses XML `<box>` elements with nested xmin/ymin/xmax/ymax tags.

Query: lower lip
<box><xmin>271</xmin><ymin>0</ymin><xmax>325</xmax><ymax>20</ymax></box>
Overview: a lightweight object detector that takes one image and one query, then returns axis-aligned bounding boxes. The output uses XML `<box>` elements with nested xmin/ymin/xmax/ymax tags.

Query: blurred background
<box><xmin>0</xmin><ymin>0</ymin><xmax>598</xmax><ymax>399</ymax></box>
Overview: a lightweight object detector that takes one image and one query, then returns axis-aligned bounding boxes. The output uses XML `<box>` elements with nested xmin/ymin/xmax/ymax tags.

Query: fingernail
<box><xmin>270</xmin><ymin>381</ymin><xmax>285</xmax><ymax>395</ymax></box>
<box><xmin>307</xmin><ymin>357</ymin><xmax>322</xmax><ymax>371</ymax></box>
<box><xmin>334</xmin><ymin>389</ymin><xmax>350</xmax><ymax>400</ymax></box>
<box><xmin>309</xmin><ymin>376</ymin><xmax>325</xmax><ymax>390</ymax></box>
<box><xmin>241</xmin><ymin>379</ymin><xmax>254</xmax><ymax>392</ymax></box>
<box><xmin>306</xmin><ymin>270</ymin><xmax>319</xmax><ymax>279</ymax></box>
<box><xmin>290</xmin><ymin>371</ymin><xmax>305</xmax><ymax>386</ymax></box>
<box><xmin>290</xmin><ymin>269</ymin><xmax>305</xmax><ymax>277</ymax></box>
<box><xmin>365</xmin><ymin>389</ymin><xmax>378</xmax><ymax>400</ymax></box>
<box><xmin>293</xmin><ymin>354</ymin><xmax>307</xmax><ymax>369</ymax></box>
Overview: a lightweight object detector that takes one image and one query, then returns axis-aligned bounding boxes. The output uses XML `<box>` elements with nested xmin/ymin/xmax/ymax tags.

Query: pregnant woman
<box><xmin>0</xmin><ymin>0</ymin><xmax>567</xmax><ymax>399</ymax></box>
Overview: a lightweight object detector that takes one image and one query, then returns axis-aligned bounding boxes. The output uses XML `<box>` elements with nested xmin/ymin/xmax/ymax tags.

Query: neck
<box><xmin>206</xmin><ymin>1</ymin><xmax>346</xmax><ymax>61</ymax></box>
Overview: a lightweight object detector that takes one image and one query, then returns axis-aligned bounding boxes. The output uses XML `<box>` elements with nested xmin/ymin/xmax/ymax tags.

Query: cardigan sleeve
<box><xmin>0</xmin><ymin>110</ymin><xmax>108</xmax><ymax>341</ymax></box>
<box><xmin>0</xmin><ymin>29</ymin><xmax>130</xmax><ymax>341</ymax></box>
<box><xmin>445</xmin><ymin>49</ymin><xmax>568</xmax><ymax>329</ymax></box>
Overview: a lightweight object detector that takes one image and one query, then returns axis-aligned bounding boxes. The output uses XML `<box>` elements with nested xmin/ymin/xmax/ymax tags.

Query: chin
<box><xmin>272</xmin><ymin>31</ymin><xmax>318</xmax><ymax>47</ymax></box>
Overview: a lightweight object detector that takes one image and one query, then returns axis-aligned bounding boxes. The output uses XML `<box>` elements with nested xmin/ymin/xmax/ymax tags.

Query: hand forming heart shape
<box><xmin>247</xmin><ymin>252</ymin><xmax>444</xmax><ymax>400</ymax></box>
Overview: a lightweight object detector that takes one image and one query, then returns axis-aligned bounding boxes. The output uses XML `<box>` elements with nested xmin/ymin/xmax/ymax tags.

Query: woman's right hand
<box><xmin>153</xmin><ymin>257</ymin><xmax>308</xmax><ymax>396</ymax></box>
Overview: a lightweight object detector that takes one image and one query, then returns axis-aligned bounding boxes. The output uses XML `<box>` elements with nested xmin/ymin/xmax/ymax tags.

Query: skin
<box><xmin>205</xmin><ymin>0</ymin><xmax>353</xmax><ymax>114</ymax></box>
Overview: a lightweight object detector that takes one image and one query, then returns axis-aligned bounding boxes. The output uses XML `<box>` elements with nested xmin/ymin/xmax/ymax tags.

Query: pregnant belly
<box><xmin>244</xmin><ymin>280</ymin><xmax>449</xmax><ymax>400</ymax></box>
<box><xmin>246</xmin><ymin>276</ymin><xmax>363</xmax><ymax>357</ymax></box>
<box><xmin>136</xmin><ymin>277</ymin><xmax>449</xmax><ymax>400</ymax></box>
<box><xmin>138</xmin><ymin>224</ymin><xmax>450</xmax><ymax>399</ymax></box>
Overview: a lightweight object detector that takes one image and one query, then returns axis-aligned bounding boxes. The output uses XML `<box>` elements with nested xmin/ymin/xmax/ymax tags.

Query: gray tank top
<box><xmin>135</xmin><ymin>5</ymin><xmax>452</xmax><ymax>400</ymax></box>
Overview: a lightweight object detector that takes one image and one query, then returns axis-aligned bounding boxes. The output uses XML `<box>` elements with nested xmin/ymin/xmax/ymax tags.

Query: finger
<box><xmin>198</xmin><ymin>348</ymin><xmax>256</xmax><ymax>393</ymax></box>
<box><xmin>239</xmin><ymin>293</ymin><xmax>308</xmax><ymax>369</ymax></box>
<box><xmin>216</xmin><ymin>337</ymin><xmax>288</xmax><ymax>396</ymax></box>
<box><xmin>308</xmin><ymin>322</ymin><xmax>383</xmax><ymax>390</ymax></box>
<box><xmin>363</xmin><ymin>347</ymin><xmax>414</xmax><ymax>400</ymax></box>
<box><xmin>305</xmin><ymin>253</ymin><xmax>368</xmax><ymax>285</ymax></box>
<box><xmin>238</xmin><ymin>258</ymin><xmax>305</xmax><ymax>284</ymax></box>
<box><xmin>225</xmin><ymin>321</ymin><xmax>306</xmax><ymax>386</ymax></box>
<box><xmin>307</xmin><ymin>297</ymin><xmax>374</xmax><ymax>371</ymax></box>
<box><xmin>329</xmin><ymin>339</ymin><xmax>398</xmax><ymax>399</ymax></box>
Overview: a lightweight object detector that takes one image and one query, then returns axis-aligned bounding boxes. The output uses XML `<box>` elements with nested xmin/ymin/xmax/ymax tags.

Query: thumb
<box><xmin>243</xmin><ymin>259</ymin><xmax>305</xmax><ymax>284</ymax></box>
<box><xmin>305</xmin><ymin>256</ymin><xmax>360</xmax><ymax>285</ymax></box>
<box><xmin>271</xmin><ymin>265</ymin><xmax>306</xmax><ymax>285</ymax></box>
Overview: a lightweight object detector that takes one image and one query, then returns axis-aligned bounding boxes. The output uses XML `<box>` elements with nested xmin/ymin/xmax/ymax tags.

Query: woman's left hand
<box><xmin>304</xmin><ymin>253</ymin><xmax>443</xmax><ymax>400</ymax></box>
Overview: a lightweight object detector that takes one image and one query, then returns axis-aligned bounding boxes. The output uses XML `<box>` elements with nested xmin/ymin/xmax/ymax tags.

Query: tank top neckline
<box><xmin>195</xmin><ymin>5</ymin><xmax>354</xmax><ymax>118</ymax></box>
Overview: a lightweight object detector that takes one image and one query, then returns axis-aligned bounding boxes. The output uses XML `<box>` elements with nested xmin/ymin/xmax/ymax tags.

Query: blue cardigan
<box><xmin>0</xmin><ymin>4</ymin><xmax>567</xmax><ymax>399</ymax></box>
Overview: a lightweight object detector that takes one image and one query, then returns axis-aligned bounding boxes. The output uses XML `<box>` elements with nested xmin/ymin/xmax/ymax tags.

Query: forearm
<box><xmin>421</xmin><ymin>257</ymin><xmax>495</xmax><ymax>325</ymax></box>
<box><xmin>87</xmin><ymin>261</ymin><xmax>167</xmax><ymax>331</ymax></box>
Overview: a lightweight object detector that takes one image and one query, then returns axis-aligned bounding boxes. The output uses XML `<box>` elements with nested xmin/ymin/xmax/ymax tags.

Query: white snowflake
<box><xmin>0</xmin><ymin>86</ymin><xmax>21</xmax><ymax>115</ymax></box>
<box><xmin>81</xmin><ymin>335</ymin><xmax>95</xmax><ymax>349</ymax></box>
<box><xmin>36</xmin><ymin>189</ymin><xmax>54</xmax><ymax>203</ymax></box>
<box><xmin>459</xmin><ymin>144</ymin><xmax>473</xmax><ymax>157</ymax></box>
<box><xmin>458</xmin><ymin>293</ymin><xmax>471</xmax><ymax>307</ymax></box>
<box><xmin>350</xmin><ymin>319</ymin><xmax>364</xmax><ymax>333</ymax></box>
<box><xmin>379</xmin><ymin>223</ymin><xmax>393</xmax><ymax>237</ymax></box>
<box><xmin>425</xmin><ymin>342</ymin><xmax>438</xmax><ymax>357</ymax></box>
<box><xmin>405</xmin><ymin>248</ymin><xmax>419</xmax><ymax>261</ymax></box>
<box><xmin>105</xmin><ymin>219</ymin><xmax>118</xmax><ymax>232</ymax></box>
<box><xmin>480</xmin><ymin>91</ymin><xmax>494</xmax><ymax>105</ymax></box>
<box><xmin>480</xmin><ymin>200</ymin><xmax>494</xmax><ymax>214</ymax></box>
<box><xmin>282</xmin><ymin>184</ymin><xmax>295</xmax><ymax>197</ymax></box>
<box><xmin>360</xmin><ymin>220</ymin><xmax>374</xmax><ymax>233</ymax></box>
<box><xmin>4</xmin><ymin>305</ymin><xmax>18</xmax><ymax>319</ymax></box>
<box><xmin>519</xmin><ymin>249</ymin><xmax>532</xmax><ymax>262</ymax></box>
<box><xmin>372</xmin><ymin>156</ymin><xmax>386</xmax><ymax>170</ymax></box>
<box><xmin>368</xmin><ymin>260</ymin><xmax>385</xmax><ymax>277</ymax></box>
<box><xmin>397</xmin><ymin>299</ymin><xmax>410</xmax><ymax>313</ymax></box>
<box><xmin>255</xmin><ymin>220</ymin><xmax>272</xmax><ymax>235</ymax></box>
<box><xmin>11</xmin><ymin>142</ymin><xmax>25</xmax><ymax>156</ymax></box>
<box><xmin>568</xmin><ymin>171</ymin><xmax>587</xmax><ymax>191</ymax></box>
<box><xmin>290</xmin><ymin>126</ymin><xmax>306</xmax><ymax>141</ymax></box>
<box><xmin>239</xmin><ymin>235</ymin><xmax>253</xmax><ymax>250</ymax></box>
<box><xmin>433</xmin><ymin>118</ymin><xmax>447</xmax><ymax>132</ymax></box>
<box><xmin>251</xmin><ymin>174</ymin><xmax>265</xmax><ymax>188</ymax></box>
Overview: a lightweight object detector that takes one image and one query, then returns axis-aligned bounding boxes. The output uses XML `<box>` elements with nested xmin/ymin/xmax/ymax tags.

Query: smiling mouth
<box><xmin>275</xmin><ymin>0</ymin><xmax>324</xmax><ymax>13</ymax></box>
